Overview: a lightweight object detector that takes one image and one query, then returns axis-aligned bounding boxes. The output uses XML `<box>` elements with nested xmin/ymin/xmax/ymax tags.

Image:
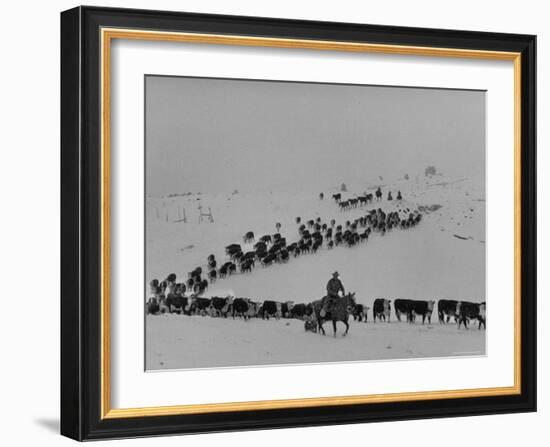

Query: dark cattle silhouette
<box><xmin>438</xmin><ymin>299</ymin><xmax>459</xmax><ymax>323</ymax></box>
<box><xmin>409</xmin><ymin>300</ymin><xmax>435</xmax><ymax>324</ymax></box>
<box><xmin>353</xmin><ymin>304</ymin><xmax>369</xmax><ymax>322</ymax></box>
<box><xmin>210</xmin><ymin>296</ymin><xmax>232</xmax><ymax>317</ymax></box>
<box><xmin>243</xmin><ymin>231</ymin><xmax>255</xmax><ymax>243</ymax></box>
<box><xmin>190</xmin><ymin>297</ymin><xmax>211</xmax><ymax>315</ymax></box>
<box><xmin>394</xmin><ymin>299</ymin><xmax>414</xmax><ymax>322</ymax></box>
<box><xmin>225</xmin><ymin>244</ymin><xmax>241</xmax><ymax>255</ymax></box>
<box><xmin>261</xmin><ymin>300</ymin><xmax>281</xmax><ymax>319</ymax></box>
<box><xmin>208</xmin><ymin>269</ymin><xmax>217</xmax><ymax>282</ymax></box>
<box><xmin>288</xmin><ymin>303</ymin><xmax>311</xmax><ymax>319</ymax></box>
<box><xmin>457</xmin><ymin>301</ymin><xmax>486</xmax><ymax>329</ymax></box>
<box><xmin>373</xmin><ymin>298</ymin><xmax>391</xmax><ymax>322</ymax></box>
<box><xmin>231</xmin><ymin>298</ymin><xmax>250</xmax><ymax>319</ymax></box>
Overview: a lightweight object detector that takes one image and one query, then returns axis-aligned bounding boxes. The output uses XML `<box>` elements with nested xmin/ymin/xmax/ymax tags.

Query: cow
<box><xmin>353</xmin><ymin>304</ymin><xmax>369</xmax><ymax>322</ymax></box>
<box><xmin>146</xmin><ymin>296</ymin><xmax>162</xmax><ymax>315</ymax></box>
<box><xmin>231</xmin><ymin>298</ymin><xmax>250</xmax><ymax>319</ymax></box>
<box><xmin>457</xmin><ymin>301</ymin><xmax>486</xmax><ymax>329</ymax></box>
<box><xmin>373</xmin><ymin>298</ymin><xmax>391</xmax><ymax>322</ymax></box>
<box><xmin>240</xmin><ymin>259</ymin><xmax>254</xmax><ymax>273</ymax></box>
<box><xmin>332</xmin><ymin>193</ymin><xmax>342</xmax><ymax>202</ymax></box>
<box><xmin>225</xmin><ymin>244</ymin><xmax>241</xmax><ymax>255</ymax></box>
<box><xmin>260</xmin><ymin>234</ymin><xmax>272</xmax><ymax>244</ymax></box>
<box><xmin>209</xmin><ymin>296</ymin><xmax>233</xmax><ymax>317</ymax></box>
<box><xmin>438</xmin><ymin>299</ymin><xmax>459</xmax><ymax>323</ymax></box>
<box><xmin>247</xmin><ymin>301</ymin><xmax>261</xmax><ymax>318</ymax></box>
<box><xmin>394</xmin><ymin>299</ymin><xmax>415</xmax><ymax>322</ymax></box>
<box><xmin>165</xmin><ymin>294</ymin><xmax>188</xmax><ymax>314</ymax></box>
<box><xmin>243</xmin><ymin>231</ymin><xmax>255</xmax><ymax>243</ymax></box>
<box><xmin>479</xmin><ymin>302</ymin><xmax>487</xmax><ymax>329</ymax></box>
<box><xmin>189</xmin><ymin>296</ymin><xmax>211</xmax><ymax>315</ymax></box>
<box><xmin>288</xmin><ymin>303</ymin><xmax>311</xmax><ymax>319</ymax></box>
<box><xmin>188</xmin><ymin>267</ymin><xmax>202</xmax><ymax>279</ymax></box>
<box><xmin>254</xmin><ymin>241</ymin><xmax>267</xmax><ymax>252</ymax></box>
<box><xmin>261</xmin><ymin>253</ymin><xmax>276</xmax><ymax>266</ymax></box>
<box><xmin>409</xmin><ymin>300</ymin><xmax>435</xmax><ymax>324</ymax></box>
<box><xmin>208</xmin><ymin>269</ymin><xmax>217</xmax><ymax>282</ymax></box>
<box><xmin>261</xmin><ymin>300</ymin><xmax>282</xmax><ymax>319</ymax></box>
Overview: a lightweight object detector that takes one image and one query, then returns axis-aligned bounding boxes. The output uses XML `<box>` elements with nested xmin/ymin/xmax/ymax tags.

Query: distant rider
<box><xmin>321</xmin><ymin>272</ymin><xmax>345</xmax><ymax>317</ymax></box>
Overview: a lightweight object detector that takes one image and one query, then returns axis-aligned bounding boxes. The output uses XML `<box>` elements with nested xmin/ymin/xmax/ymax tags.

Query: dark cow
<box><xmin>261</xmin><ymin>300</ymin><xmax>282</xmax><ymax>319</ymax></box>
<box><xmin>193</xmin><ymin>279</ymin><xmax>208</xmax><ymax>295</ymax></box>
<box><xmin>332</xmin><ymin>193</ymin><xmax>342</xmax><ymax>202</ymax></box>
<box><xmin>208</xmin><ymin>269</ymin><xmax>217</xmax><ymax>282</ymax></box>
<box><xmin>225</xmin><ymin>244</ymin><xmax>241</xmax><ymax>255</ymax></box>
<box><xmin>188</xmin><ymin>267</ymin><xmax>202</xmax><ymax>278</ymax></box>
<box><xmin>288</xmin><ymin>303</ymin><xmax>311</xmax><ymax>319</ymax></box>
<box><xmin>240</xmin><ymin>259</ymin><xmax>254</xmax><ymax>273</ymax></box>
<box><xmin>457</xmin><ymin>301</ymin><xmax>486</xmax><ymax>329</ymax></box>
<box><xmin>260</xmin><ymin>234</ymin><xmax>272</xmax><ymax>244</ymax></box>
<box><xmin>146</xmin><ymin>297</ymin><xmax>161</xmax><ymax>315</ymax></box>
<box><xmin>210</xmin><ymin>296</ymin><xmax>232</xmax><ymax>317</ymax></box>
<box><xmin>438</xmin><ymin>299</ymin><xmax>458</xmax><ymax>323</ymax></box>
<box><xmin>409</xmin><ymin>300</ymin><xmax>435</xmax><ymax>324</ymax></box>
<box><xmin>261</xmin><ymin>253</ymin><xmax>276</xmax><ymax>266</ymax></box>
<box><xmin>189</xmin><ymin>297</ymin><xmax>211</xmax><ymax>315</ymax></box>
<box><xmin>243</xmin><ymin>231</ymin><xmax>255</xmax><ymax>243</ymax></box>
<box><xmin>373</xmin><ymin>298</ymin><xmax>391</xmax><ymax>322</ymax></box>
<box><xmin>165</xmin><ymin>294</ymin><xmax>188</xmax><ymax>314</ymax></box>
<box><xmin>394</xmin><ymin>299</ymin><xmax>414</xmax><ymax>322</ymax></box>
<box><xmin>231</xmin><ymin>298</ymin><xmax>250</xmax><ymax>319</ymax></box>
<box><xmin>353</xmin><ymin>304</ymin><xmax>369</xmax><ymax>322</ymax></box>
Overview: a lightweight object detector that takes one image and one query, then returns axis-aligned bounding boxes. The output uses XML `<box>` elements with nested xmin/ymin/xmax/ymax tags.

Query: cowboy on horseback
<box><xmin>321</xmin><ymin>271</ymin><xmax>345</xmax><ymax>317</ymax></box>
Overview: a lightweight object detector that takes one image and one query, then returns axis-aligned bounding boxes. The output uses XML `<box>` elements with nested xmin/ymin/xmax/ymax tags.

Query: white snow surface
<box><xmin>145</xmin><ymin>176</ymin><xmax>486</xmax><ymax>370</ymax></box>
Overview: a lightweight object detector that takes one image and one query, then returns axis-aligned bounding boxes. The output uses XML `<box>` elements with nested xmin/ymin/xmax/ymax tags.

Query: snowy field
<box><xmin>145</xmin><ymin>175</ymin><xmax>486</xmax><ymax>370</ymax></box>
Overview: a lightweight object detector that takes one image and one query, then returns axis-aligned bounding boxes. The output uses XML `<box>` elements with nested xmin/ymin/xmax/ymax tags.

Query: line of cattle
<box><xmin>331</xmin><ymin>188</ymin><xmax>403</xmax><ymax>211</ymax></box>
<box><xmin>164</xmin><ymin>206</ymin><xmax>423</xmax><ymax>297</ymax></box>
<box><xmin>146</xmin><ymin>293</ymin><xmax>486</xmax><ymax>330</ymax></box>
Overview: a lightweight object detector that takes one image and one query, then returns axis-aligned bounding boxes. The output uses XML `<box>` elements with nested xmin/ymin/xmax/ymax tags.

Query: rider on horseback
<box><xmin>321</xmin><ymin>272</ymin><xmax>345</xmax><ymax>317</ymax></box>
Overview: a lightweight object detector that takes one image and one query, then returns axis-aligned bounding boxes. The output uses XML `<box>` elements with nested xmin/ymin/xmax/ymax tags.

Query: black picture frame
<box><xmin>61</xmin><ymin>5</ymin><xmax>536</xmax><ymax>441</ymax></box>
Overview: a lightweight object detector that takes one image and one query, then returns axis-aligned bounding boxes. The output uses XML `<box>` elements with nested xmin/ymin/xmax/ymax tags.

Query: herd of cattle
<box><xmin>331</xmin><ymin>188</ymin><xmax>403</xmax><ymax>210</ymax></box>
<box><xmin>146</xmin><ymin>288</ymin><xmax>486</xmax><ymax>330</ymax></box>
<box><xmin>155</xmin><ymin>198</ymin><xmax>424</xmax><ymax>297</ymax></box>
<box><xmin>147</xmin><ymin>187</ymin><xmax>485</xmax><ymax>332</ymax></box>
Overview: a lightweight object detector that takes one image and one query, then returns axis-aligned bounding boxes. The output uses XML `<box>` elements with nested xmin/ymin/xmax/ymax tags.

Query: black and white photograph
<box><xmin>144</xmin><ymin>75</ymin><xmax>487</xmax><ymax>370</ymax></box>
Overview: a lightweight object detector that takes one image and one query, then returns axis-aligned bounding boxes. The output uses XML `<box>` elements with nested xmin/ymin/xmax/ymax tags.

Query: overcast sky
<box><xmin>145</xmin><ymin>76</ymin><xmax>485</xmax><ymax>197</ymax></box>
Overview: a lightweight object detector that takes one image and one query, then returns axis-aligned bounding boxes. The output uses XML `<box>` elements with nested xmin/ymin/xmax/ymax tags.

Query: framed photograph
<box><xmin>61</xmin><ymin>6</ymin><xmax>536</xmax><ymax>441</ymax></box>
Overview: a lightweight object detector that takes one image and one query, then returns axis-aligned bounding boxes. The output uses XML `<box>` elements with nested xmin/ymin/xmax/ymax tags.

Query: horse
<box><xmin>312</xmin><ymin>293</ymin><xmax>356</xmax><ymax>337</ymax></box>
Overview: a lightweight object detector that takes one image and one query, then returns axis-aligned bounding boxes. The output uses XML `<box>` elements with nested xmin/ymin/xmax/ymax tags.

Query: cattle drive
<box><xmin>146</xmin><ymin>191</ymin><xmax>483</xmax><ymax>336</ymax></box>
<box><xmin>147</xmin><ymin>275</ymin><xmax>485</xmax><ymax>333</ymax></box>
